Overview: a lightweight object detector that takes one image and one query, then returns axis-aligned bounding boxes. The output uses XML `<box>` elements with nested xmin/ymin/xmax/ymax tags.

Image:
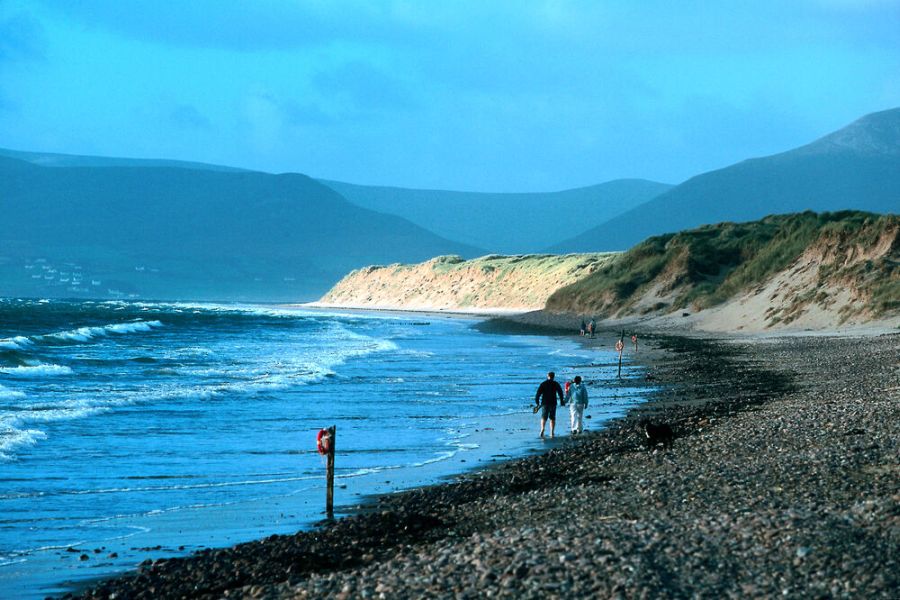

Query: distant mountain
<box><xmin>550</xmin><ymin>108</ymin><xmax>900</xmax><ymax>252</ymax></box>
<box><xmin>0</xmin><ymin>157</ymin><xmax>482</xmax><ymax>301</ymax></box>
<box><xmin>0</xmin><ymin>147</ymin><xmax>249</xmax><ymax>173</ymax></box>
<box><xmin>320</xmin><ymin>179</ymin><xmax>672</xmax><ymax>254</ymax></box>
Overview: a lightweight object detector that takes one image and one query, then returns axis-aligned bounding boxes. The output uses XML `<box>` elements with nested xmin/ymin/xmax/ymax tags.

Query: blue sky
<box><xmin>1</xmin><ymin>0</ymin><xmax>898</xmax><ymax>191</ymax></box>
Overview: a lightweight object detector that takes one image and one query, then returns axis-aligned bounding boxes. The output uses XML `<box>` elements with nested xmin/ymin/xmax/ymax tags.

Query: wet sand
<box><xmin>67</xmin><ymin>328</ymin><xmax>899</xmax><ymax>599</ymax></box>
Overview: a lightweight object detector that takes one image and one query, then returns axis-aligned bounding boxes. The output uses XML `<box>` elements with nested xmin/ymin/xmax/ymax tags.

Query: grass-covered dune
<box><xmin>318</xmin><ymin>253</ymin><xmax>616</xmax><ymax>311</ymax></box>
<box><xmin>546</xmin><ymin>211</ymin><xmax>899</xmax><ymax>329</ymax></box>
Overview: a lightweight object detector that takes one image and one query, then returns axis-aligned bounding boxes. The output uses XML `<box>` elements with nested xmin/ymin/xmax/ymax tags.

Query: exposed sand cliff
<box><xmin>317</xmin><ymin>253</ymin><xmax>616</xmax><ymax>312</ymax></box>
<box><xmin>683</xmin><ymin>222</ymin><xmax>899</xmax><ymax>332</ymax></box>
<box><xmin>546</xmin><ymin>212</ymin><xmax>899</xmax><ymax>333</ymax></box>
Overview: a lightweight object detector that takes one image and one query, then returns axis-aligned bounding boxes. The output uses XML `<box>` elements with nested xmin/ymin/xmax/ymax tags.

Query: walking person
<box><xmin>588</xmin><ymin>318</ymin><xmax>596</xmax><ymax>338</ymax></box>
<box><xmin>534</xmin><ymin>371</ymin><xmax>564</xmax><ymax>438</ymax></box>
<box><xmin>565</xmin><ymin>375</ymin><xmax>589</xmax><ymax>434</ymax></box>
<box><xmin>579</xmin><ymin>319</ymin><xmax>586</xmax><ymax>336</ymax></box>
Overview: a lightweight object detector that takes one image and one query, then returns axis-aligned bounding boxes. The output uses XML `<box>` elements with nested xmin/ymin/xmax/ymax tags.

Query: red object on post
<box><xmin>316</xmin><ymin>428</ymin><xmax>331</xmax><ymax>455</ymax></box>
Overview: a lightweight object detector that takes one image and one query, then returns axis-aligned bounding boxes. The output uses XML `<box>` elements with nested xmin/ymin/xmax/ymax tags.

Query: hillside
<box><xmin>551</xmin><ymin>108</ymin><xmax>900</xmax><ymax>252</ymax></box>
<box><xmin>0</xmin><ymin>157</ymin><xmax>481</xmax><ymax>302</ymax></box>
<box><xmin>317</xmin><ymin>253</ymin><xmax>616</xmax><ymax>312</ymax></box>
<box><xmin>320</xmin><ymin>179</ymin><xmax>672</xmax><ymax>253</ymax></box>
<box><xmin>0</xmin><ymin>147</ymin><xmax>248</xmax><ymax>173</ymax></box>
<box><xmin>545</xmin><ymin>211</ymin><xmax>899</xmax><ymax>331</ymax></box>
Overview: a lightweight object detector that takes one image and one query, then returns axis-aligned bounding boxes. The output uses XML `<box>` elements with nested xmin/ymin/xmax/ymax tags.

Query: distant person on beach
<box><xmin>535</xmin><ymin>371</ymin><xmax>565</xmax><ymax>438</ymax></box>
<box><xmin>565</xmin><ymin>375</ymin><xmax>589</xmax><ymax>434</ymax></box>
<box><xmin>580</xmin><ymin>319</ymin><xmax>586</xmax><ymax>336</ymax></box>
<box><xmin>588</xmin><ymin>318</ymin><xmax>596</xmax><ymax>338</ymax></box>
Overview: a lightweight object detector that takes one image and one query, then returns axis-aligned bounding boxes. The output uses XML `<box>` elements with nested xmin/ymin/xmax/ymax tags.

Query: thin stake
<box><xmin>616</xmin><ymin>332</ymin><xmax>624</xmax><ymax>378</ymax></box>
<box><xmin>325</xmin><ymin>425</ymin><xmax>336</xmax><ymax>518</ymax></box>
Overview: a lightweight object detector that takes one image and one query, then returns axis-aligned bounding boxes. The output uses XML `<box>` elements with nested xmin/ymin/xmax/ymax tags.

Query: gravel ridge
<box><xmin>67</xmin><ymin>333</ymin><xmax>899</xmax><ymax>599</ymax></box>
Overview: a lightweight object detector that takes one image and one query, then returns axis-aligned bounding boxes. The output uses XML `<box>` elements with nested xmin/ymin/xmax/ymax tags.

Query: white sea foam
<box><xmin>0</xmin><ymin>320</ymin><xmax>162</xmax><ymax>349</ymax></box>
<box><xmin>1</xmin><ymin>364</ymin><xmax>73</xmax><ymax>377</ymax></box>
<box><xmin>13</xmin><ymin>405</ymin><xmax>109</xmax><ymax>422</ymax></box>
<box><xmin>410</xmin><ymin>450</ymin><xmax>457</xmax><ymax>467</ymax></box>
<box><xmin>339</xmin><ymin>465</ymin><xmax>403</xmax><ymax>478</ymax></box>
<box><xmin>0</xmin><ymin>427</ymin><xmax>47</xmax><ymax>460</ymax></box>
<box><xmin>43</xmin><ymin>320</ymin><xmax>162</xmax><ymax>343</ymax></box>
<box><xmin>60</xmin><ymin>474</ymin><xmax>323</xmax><ymax>496</ymax></box>
<box><xmin>0</xmin><ymin>336</ymin><xmax>32</xmax><ymax>351</ymax></box>
<box><xmin>0</xmin><ymin>385</ymin><xmax>26</xmax><ymax>400</ymax></box>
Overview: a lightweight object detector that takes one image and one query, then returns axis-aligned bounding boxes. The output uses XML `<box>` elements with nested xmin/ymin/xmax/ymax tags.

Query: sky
<box><xmin>0</xmin><ymin>1</ymin><xmax>898</xmax><ymax>192</ymax></box>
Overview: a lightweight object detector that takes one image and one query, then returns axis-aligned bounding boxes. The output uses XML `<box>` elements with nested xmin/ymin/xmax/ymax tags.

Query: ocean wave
<box><xmin>44</xmin><ymin>320</ymin><xmax>163</xmax><ymax>343</ymax></box>
<box><xmin>0</xmin><ymin>385</ymin><xmax>26</xmax><ymax>400</ymax></box>
<box><xmin>0</xmin><ymin>320</ymin><xmax>162</xmax><ymax>350</ymax></box>
<box><xmin>1</xmin><ymin>364</ymin><xmax>73</xmax><ymax>378</ymax></box>
<box><xmin>52</xmin><ymin>474</ymin><xmax>323</xmax><ymax>497</ymax></box>
<box><xmin>0</xmin><ymin>314</ymin><xmax>397</xmax><ymax>459</ymax></box>
<box><xmin>0</xmin><ymin>336</ymin><xmax>32</xmax><ymax>351</ymax></box>
<box><xmin>0</xmin><ymin>427</ymin><xmax>47</xmax><ymax>461</ymax></box>
<box><xmin>410</xmin><ymin>450</ymin><xmax>457</xmax><ymax>467</ymax></box>
<box><xmin>11</xmin><ymin>404</ymin><xmax>110</xmax><ymax>422</ymax></box>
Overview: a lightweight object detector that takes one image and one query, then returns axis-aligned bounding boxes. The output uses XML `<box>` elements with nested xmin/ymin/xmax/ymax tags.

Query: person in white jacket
<box><xmin>564</xmin><ymin>375</ymin><xmax>589</xmax><ymax>434</ymax></box>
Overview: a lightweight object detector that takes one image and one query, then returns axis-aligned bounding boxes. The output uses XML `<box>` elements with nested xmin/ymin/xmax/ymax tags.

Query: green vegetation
<box><xmin>547</xmin><ymin>211</ymin><xmax>898</xmax><ymax>316</ymax></box>
<box><xmin>427</xmin><ymin>253</ymin><xmax>616</xmax><ymax>278</ymax></box>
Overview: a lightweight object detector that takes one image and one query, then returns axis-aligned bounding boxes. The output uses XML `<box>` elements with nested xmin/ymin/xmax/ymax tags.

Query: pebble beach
<box><xmin>67</xmin><ymin>329</ymin><xmax>899</xmax><ymax>599</ymax></box>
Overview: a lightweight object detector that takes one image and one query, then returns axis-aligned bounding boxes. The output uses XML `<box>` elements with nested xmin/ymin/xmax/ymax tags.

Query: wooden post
<box><xmin>325</xmin><ymin>425</ymin><xmax>336</xmax><ymax>518</ymax></box>
<box><xmin>617</xmin><ymin>348</ymin><xmax>623</xmax><ymax>378</ymax></box>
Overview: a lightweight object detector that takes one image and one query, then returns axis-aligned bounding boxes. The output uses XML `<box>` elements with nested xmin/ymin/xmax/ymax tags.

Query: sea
<box><xmin>0</xmin><ymin>299</ymin><xmax>644</xmax><ymax>598</ymax></box>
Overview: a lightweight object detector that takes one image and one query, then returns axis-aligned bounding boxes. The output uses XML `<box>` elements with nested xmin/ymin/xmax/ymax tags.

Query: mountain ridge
<box><xmin>321</xmin><ymin>178</ymin><xmax>673</xmax><ymax>253</ymax></box>
<box><xmin>0</xmin><ymin>147</ymin><xmax>252</xmax><ymax>173</ymax></box>
<box><xmin>0</xmin><ymin>156</ymin><xmax>482</xmax><ymax>301</ymax></box>
<box><xmin>550</xmin><ymin>108</ymin><xmax>900</xmax><ymax>253</ymax></box>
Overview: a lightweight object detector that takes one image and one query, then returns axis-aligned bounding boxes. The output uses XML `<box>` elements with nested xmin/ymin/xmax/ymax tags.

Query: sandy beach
<box><xmin>66</xmin><ymin>323</ymin><xmax>899</xmax><ymax>599</ymax></box>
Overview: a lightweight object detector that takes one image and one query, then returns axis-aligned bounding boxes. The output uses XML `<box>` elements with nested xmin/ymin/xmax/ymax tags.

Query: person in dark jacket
<box><xmin>535</xmin><ymin>371</ymin><xmax>565</xmax><ymax>438</ymax></box>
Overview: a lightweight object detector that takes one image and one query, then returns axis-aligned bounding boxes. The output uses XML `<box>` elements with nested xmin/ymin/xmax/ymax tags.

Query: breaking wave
<box><xmin>1</xmin><ymin>364</ymin><xmax>73</xmax><ymax>378</ymax></box>
<box><xmin>42</xmin><ymin>320</ymin><xmax>163</xmax><ymax>343</ymax></box>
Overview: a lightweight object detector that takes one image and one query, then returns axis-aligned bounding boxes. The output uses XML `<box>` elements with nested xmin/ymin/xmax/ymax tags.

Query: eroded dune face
<box><xmin>545</xmin><ymin>212</ymin><xmax>900</xmax><ymax>332</ymax></box>
<box><xmin>696</xmin><ymin>220</ymin><xmax>899</xmax><ymax>332</ymax></box>
<box><xmin>318</xmin><ymin>253</ymin><xmax>617</xmax><ymax>312</ymax></box>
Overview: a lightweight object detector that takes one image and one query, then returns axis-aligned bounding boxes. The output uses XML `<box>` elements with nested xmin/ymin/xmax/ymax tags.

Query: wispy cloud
<box><xmin>0</xmin><ymin>10</ymin><xmax>46</xmax><ymax>62</ymax></box>
<box><xmin>169</xmin><ymin>104</ymin><xmax>212</xmax><ymax>130</ymax></box>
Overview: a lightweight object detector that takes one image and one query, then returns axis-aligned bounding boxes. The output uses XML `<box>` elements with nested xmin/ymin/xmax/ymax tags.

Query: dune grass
<box><xmin>547</xmin><ymin>211</ymin><xmax>898</xmax><ymax>315</ymax></box>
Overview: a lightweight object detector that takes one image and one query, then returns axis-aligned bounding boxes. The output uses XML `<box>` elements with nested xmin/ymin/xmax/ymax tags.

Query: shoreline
<box><xmin>66</xmin><ymin>328</ymin><xmax>898</xmax><ymax>599</ymax></box>
<box><xmin>52</xmin><ymin>316</ymin><xmax>634</xmax><ymax>598</ymax></box>
<box><xmin>292</xmin><ymin>302</ymin><xmax>899</xmax><ymax>339</ymax></box>
<box><xmin>288</xmin><ymin>302</ymin><xmax>531</xmax><ymax>319</ymax></box>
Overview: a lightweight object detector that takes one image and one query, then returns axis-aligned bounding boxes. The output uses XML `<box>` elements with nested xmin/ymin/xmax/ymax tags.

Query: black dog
<box><xmin>640</xmin><ymin>419</ymin><xmax>674</xmax><ymax>450</ymax></box>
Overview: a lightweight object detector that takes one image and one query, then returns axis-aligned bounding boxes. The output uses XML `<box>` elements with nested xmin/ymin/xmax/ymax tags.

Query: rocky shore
<box><xmin>67</xmin><ymin>331</ymin><xmax>899</xmax><ymax>599</ymax></box>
